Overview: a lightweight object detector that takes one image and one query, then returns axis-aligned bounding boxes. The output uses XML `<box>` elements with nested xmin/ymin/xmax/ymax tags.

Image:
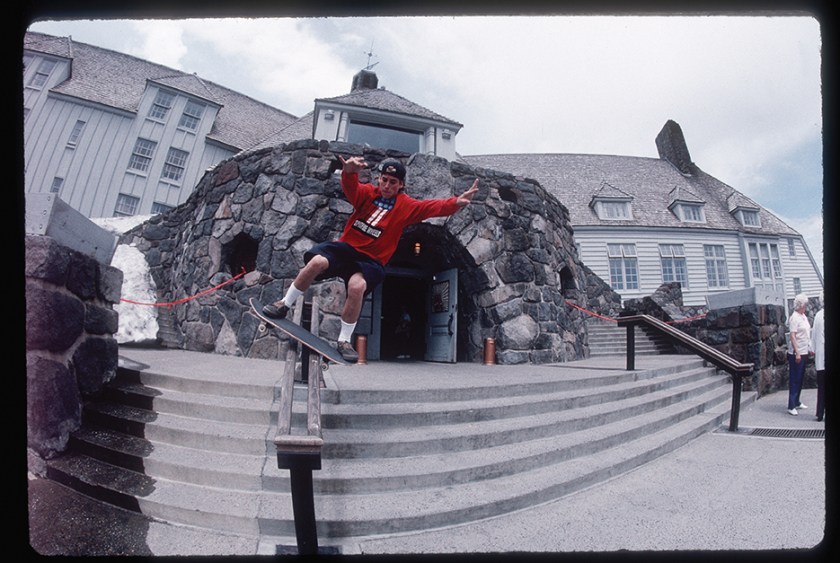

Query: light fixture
<box><xmin>324</xmin><ymin>110</ymin><xmax>335</xmax><ymax>121</ymax></box>
<box><xmin>414</xmin><ymin>242</ymin><xmax>421</xmax><ymax>255</ymax></box>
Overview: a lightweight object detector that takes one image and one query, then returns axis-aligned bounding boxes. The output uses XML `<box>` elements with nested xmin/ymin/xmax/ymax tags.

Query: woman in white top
<box><xmin>810</xmin><ymin>291</ymin><xmax>825</xmax><ymax>421</ymax></box>
<box><xmin>787</xmin><ymin>293</ymin><xmax>811</xmax><ymax>416</ymax></box>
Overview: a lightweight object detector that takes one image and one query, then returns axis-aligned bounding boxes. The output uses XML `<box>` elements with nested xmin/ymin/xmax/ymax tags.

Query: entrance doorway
<box><xmin>380</xmin><ymin>275</ymin><xmax>427</xmax><ymax>361</ymax></box>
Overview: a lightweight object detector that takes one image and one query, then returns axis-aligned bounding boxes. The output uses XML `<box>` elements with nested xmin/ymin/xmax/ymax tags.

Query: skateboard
<box><xmin>249</xmin><ymin>298</ymin><xmax>350</xmax><ymax>366</ymax></box>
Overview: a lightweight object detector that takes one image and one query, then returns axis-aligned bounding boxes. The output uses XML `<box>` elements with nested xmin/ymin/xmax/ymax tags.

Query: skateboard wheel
<box><xmin>258</xmin><ymin>323</ymin><xmax>267</xmax><ymax>333</ymax></box>
<box><xmin>321</xmin><ymin>362</ymin><xmax>329</xmax><ymax>371</ymax></box>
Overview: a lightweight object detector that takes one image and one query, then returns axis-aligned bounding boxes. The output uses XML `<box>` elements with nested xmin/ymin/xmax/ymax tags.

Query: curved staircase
<box><xmin>44</xmin><ymin>349</ymin><xmax>738</xmax><ymax>554</ymax></box>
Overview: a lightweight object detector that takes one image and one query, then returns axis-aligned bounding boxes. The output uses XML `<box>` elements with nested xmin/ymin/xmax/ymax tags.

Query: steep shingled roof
<box><xmin>24</xmin><ymin>31</ymin><xmax>299</xmax><ymax>150</ymax></box>
<box><xmin>462</xmin><ymin>152</ymin><xmax>798</xmax><ymax>237</ymax></box>
<box><xmin>317</xmin><ymin>87</ymin><xmax>462</xmax><ymax>127</ymax></box>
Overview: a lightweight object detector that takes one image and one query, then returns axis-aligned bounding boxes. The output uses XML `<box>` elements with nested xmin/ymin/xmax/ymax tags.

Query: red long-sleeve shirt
<box><xmin>339</xmin><ymin>171</ymin><xmax>461</xmax><ymax>265</ymax></box>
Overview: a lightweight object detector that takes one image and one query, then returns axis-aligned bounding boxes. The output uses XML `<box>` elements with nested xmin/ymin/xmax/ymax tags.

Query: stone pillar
<box><xmin>25</xmin><ymin>235</ymin><xmax>123</xmax><ymax>474</ymax></box>
<box><xmin>701</xmin><ymin>287</ymin><xmax>788</xmax><ymax>395</ymax></box>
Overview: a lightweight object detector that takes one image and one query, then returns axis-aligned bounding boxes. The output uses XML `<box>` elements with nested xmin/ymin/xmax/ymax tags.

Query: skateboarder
<box><xmin>263</xmin><ymin>155</ymin><xmax>479</xmax><ymax>362</ymax></box>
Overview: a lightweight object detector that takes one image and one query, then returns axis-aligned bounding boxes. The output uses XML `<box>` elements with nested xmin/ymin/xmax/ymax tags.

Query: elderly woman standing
<box><xmin>787</xmin><ymin>293</ymin><xmax>812</xmax><ymax>416</ymax></box>
<box><xmin>810</xmin><ymin>291</ymin><xmax>825</xmax><ymax>422</ymax></box>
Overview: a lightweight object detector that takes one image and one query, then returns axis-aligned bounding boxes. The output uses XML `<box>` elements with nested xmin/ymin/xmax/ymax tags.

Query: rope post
<box><xmin>356</xmin><ymin>335</ymin><xmax>368</xmax><ymax>365</ymax></box>
<box><xmin>483</xmin><ymin>337</ymin><xmax>496</xmax><ymax>365</ymax></box>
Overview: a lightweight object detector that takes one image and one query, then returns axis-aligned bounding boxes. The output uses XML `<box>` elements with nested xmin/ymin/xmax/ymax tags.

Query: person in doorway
<box><xmin>263</xmin><ymin>155</ymin><xmax>479</xmax><ymax>362</ymax></box>
<box><xmin>395</xmin><ymin>305</ymin><xmax>413</xmax><ymax>360</ymax></box>
<box><xmin>786</xmin><ymin>293</ymin><xmax>811</xmax><ymax>416</ymax></box>
<box><xmin>810</xmin><ymin>290</ymin><xmax>825</xmax><ymax>421</ymax></box>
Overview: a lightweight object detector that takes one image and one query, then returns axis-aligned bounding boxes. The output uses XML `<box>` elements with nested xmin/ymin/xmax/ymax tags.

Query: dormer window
<box><xmin>667</xmin><ymin>186</ymin><xmax>706</xmax><ymax>224</ymax></box>
<box><xmin>590</xmin><ymin>182</ymin><xmax>633</xmax><ymax>221</ymax></box>
<box><xmin>592</xmin><ymin>199</ymin><xmax>632</xmax><ymax>220</ymax></box>
<box><xmin>178</xmin><ymin>99</ymin><xmax>206</xmax><ymax>131</ymax></box>
<box><xmin>673</xmin><ymin>203</ymin><xmax>705</xmax><ymax>223</ymax></box>
<box><xmin>735</xmin><ymin>208</ymin><xmax>761</xmax><ymax>228</ymax></box>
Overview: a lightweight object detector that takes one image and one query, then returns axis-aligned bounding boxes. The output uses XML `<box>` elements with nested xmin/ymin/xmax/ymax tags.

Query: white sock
<box><xmin>282</xmin><ymin>283</ymin><xmax>303</xmax><ymax>306</ymax></box>
<box><xmin>339</xmin><ymin>321</ymin><xmax>357</xmax><ymax>343</ymax></box>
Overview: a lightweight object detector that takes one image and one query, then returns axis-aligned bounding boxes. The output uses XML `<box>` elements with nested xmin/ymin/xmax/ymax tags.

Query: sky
<box><xmin>26</xmin><ymin>12</ymin><xmax>825</xmax><ymax>274</ymax></box>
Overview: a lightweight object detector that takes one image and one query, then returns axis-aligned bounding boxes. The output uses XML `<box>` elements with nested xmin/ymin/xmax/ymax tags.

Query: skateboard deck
<box><xmin>249</xmin><ymin>298</ymin><xmax>350</xmax><ymax>365</ymax></box>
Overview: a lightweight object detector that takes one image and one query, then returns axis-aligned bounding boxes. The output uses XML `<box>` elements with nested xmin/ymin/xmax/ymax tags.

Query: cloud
<box><xmin>130</xmin><ymin>20</ymin><xmax>189</xmax><ymax>68</ymax></box>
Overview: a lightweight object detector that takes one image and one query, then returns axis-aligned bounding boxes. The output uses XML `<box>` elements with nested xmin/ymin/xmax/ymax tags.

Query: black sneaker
<box><xmin>337</xmin><ymin>341</ymin><xmax>359</xmax><ymax>363</ymax></box>
<box><xmin>262</xmin><ymin>302</ymin><xmax>289</xmax><ymax>319</ymax></box>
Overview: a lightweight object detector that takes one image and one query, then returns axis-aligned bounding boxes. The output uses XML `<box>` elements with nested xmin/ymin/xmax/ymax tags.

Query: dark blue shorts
<box><xmin>305</xmin><ymin>241</ymin><xmax>385</xmax><ymax>293</ymax></box>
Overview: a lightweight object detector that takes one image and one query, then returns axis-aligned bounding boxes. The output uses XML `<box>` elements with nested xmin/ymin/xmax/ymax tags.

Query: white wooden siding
<box><xmin>24</xmin><ymin>73</ymin><xmax>235</xmax><ymax>218</ymax></box>
<box><xmin>573</xmin><ymin>227</ymin><xmax>804</xmax><ymax>307</ymax></box>
<box><xmin>781</xmin><ymin>235</ymin><xmax>824</xmax><ymax>298</ymax></box>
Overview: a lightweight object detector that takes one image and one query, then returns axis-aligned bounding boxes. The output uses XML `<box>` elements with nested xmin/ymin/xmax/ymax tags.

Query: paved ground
<box><xmin>25</xmin><ymin>353</ymin><xmax>834</xmax><ymax>558</ymax></box>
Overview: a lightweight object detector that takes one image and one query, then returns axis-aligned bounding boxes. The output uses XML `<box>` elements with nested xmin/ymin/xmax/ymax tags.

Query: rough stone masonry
<box><xmin>120</xmin><ymin>140</ymin><xmax>621</xmax><ymax>364</ymax></box>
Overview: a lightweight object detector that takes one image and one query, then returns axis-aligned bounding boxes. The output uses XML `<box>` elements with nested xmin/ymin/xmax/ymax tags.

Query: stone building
<box><xmin>121</xmin><ymin>140</ymin><xmax>621</xmax><ymax>364</ymax></box>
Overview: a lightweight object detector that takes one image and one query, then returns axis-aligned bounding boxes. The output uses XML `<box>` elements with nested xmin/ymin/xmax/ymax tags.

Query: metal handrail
<box><xmin>616</xmin><ymin>314</ymin><xmax>753</xmax><ymax>432</ymax></box>
<box><xmin>272</xmin><ymin>295</ymin><xmax>324</xmax><ymax>555</ymax></box>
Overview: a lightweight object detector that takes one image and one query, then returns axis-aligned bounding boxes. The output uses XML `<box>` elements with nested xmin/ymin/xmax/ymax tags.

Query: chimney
<box><xmin>351</xmin><ymin>69</ymin><xmax>379</xmax><ymax>91</ymax></box>
<box><xmin>655</xmin><ymin>120</ymin><xmax>694</xmax><ymax>175</ymax></box>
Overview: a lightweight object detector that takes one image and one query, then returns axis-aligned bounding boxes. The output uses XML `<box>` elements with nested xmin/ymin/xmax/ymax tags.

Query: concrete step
<box><xmin>48</xmin><ymin>384</ymin><xmax>735</xmax><ymax>539</ymax></box>
<box><xmin>70</xmin><ymin>373</ymin><xmax>728</xmax><ymax>496</ymax></box>
<box><xmin>47</xmin><ymin>353</ymin><xmax>738</xmax><ymax>544</ymax></box>
<box><xmin>586</xmin><ymin>319</ymin><xmax>677</xmax><ymax>356</ymax></box>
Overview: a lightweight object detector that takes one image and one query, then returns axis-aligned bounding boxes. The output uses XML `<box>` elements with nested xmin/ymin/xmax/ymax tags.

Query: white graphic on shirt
<box><xmin>367</xmin><ymin>207</ymin><xmax>389</xmax><ymax>227</ymax></box>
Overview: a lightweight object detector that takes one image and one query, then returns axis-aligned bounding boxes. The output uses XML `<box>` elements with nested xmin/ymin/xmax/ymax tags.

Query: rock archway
<box><xmin>121</xmin><ymin>140</ymin><xmax>620</xmax><ymax>363</ymax></box>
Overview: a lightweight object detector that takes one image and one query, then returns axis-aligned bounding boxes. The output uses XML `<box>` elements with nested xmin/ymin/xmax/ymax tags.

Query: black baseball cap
<box><xmin>377</xmin><ymin>159</ymin><xmax>406</xmax><ymax>182</ymax></box>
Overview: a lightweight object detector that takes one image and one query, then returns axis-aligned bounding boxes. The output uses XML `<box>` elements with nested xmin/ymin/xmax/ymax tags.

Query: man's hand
<box><xmin>456</xmin><ymin>179</ymin><xmax>479</xmax><ymax>207</ymax></box>
<box><xmin>339</xmin><ymin>155</ymin><xmax>367</xmax><ymax>174</ymax></box>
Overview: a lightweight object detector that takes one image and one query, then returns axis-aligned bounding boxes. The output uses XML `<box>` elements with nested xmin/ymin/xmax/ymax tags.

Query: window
<box><xmin>67</xmin><ymin>120</ymin><xmax>85</xmax><ymax>146</ymax></box>
<box><xmin>28</xmin><ymin>58</ymin><xmax>57</xmax><ymax>89</ymax></box>
<box><xmin>49</xmin><ymin>177</ymin><xmax>63</xmax><ymax>194</ymax></box>
<box><xmin>659</xmin><ymin>244</ymin><xmax>688</xmax><ymax>286</ymax></box>
<box><xmin>793</xmin><ymin>277</ymin><xmax>802</xmax><ymax>294</ymax></box>
<box><xmin>748</xmin><ymin>241</ymin><xmax>783</xmax><ymax>290</ymax></box>
<box><xmin>787</xmin><ymin>238</ymin><xmax>797</xmax><ymax>256</ymax></box>
<box><xmin>704</xmin><ymin>245</ymin><xmax>729</xmax><ymax>288</ymax></box>
<box><xmin>597</xmin><ymin>201</ymin><xmax>631</xmax><ymax>220</ymax></box>
<box><xmin>161</xmin><ymin>148</ymin><xmax>189</xmax><ymax>182</ymax></box>
<box><xmin>128</xmin><ymin>138</ymin><xmax>157</xmax><ymax>173</ymax></box>
<box><xmin>178</xmin><ymin>100</ymin><xmax>206</xmax><ymax>130</ymax></box>
<box><xmin>114</xmin><ymin>194</ymin><xmax>140</xmax><ymax>216</ymax></box>
<box><xmin>607</xmin><ymin>243</ymin><xmax>638</xmax><ymax>290</ymax></box>
<box><xmin>739</xmin><ymin>209</ymin><xmax>760</xmax><ymax>227</ymax></box>
<box><xmin>678</xmin><ymin>204</ymin><xmax>705</xmax><ymax>223</ymax></box>
<box><xmin>148</xmin><ymin>89</ymin><xmax>175</xmax><ymax>120</ymax></box>
<box><xmin>347</xmin><ymin>120</ymin><xmax>422</xmax><ymax>153</ymax></box>
<box><xmin>151</xmin><ymin>202</ymin><xmax>174</xmax><ymax>215</ymax></box>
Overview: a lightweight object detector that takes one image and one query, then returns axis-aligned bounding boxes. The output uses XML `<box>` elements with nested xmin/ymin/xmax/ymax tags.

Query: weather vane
<box><xmin>363</xmin><ymin>40</ymin><xmax>379</xmax><ymax>71</ymax></box>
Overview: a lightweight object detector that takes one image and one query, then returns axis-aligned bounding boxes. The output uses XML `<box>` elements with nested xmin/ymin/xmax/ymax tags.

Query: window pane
<box><xmin>114</xmin><ymin>194</ymin><xmax>140</xmax><ymax>216</ymax></box>
<box><xmin>149</xmin><ymin>90</ymin><xmax>175</xmax><ymax>120</ymax></box>
<box><xmin>347</xmin><ymin>120</ymin><xmax>421</xmax><ymax>153</ymax></box>
<box><xmin>161</xmin><ymin>147</ymin><xmax>189</xmax><ymax>181</ymax></box>
<box><xmin>624</xmin><ymin>259</ymin><xmax>638</xmax><ymax>289</ymax></box>
<box><xmin>128</xmin><ymin>138</ymin><xmax>156</xmax><ymax>172</ymax></box>
<box><xmin>67</xmin><ymin>120</ymin><xmax>85</xmax><ymax>145</ymax></box>
<box><xmin>178</xmin><ymin>100</ymin><xmax>205</xmax><ymax>130</ymax></box>
<box><xmin>704</xmin><ymin>245</ymin><xmax>728</xmax><ymax>288</ymax></box>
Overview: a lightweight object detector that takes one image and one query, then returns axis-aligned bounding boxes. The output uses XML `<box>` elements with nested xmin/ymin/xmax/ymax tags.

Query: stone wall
<box><xmin>25</xmin><ymin>235</ymin><xmax>123</xmax><ymax>472</ymax></box>
<box><xmin>121</xmin><ymin>140</ymin><xmax>621</xmax><ymax>364</ymax></box>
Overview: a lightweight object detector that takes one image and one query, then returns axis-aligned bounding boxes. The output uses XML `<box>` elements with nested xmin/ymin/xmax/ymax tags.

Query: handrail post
<box><xmin>285</xmin><ymin>452</ymin><xmax>321</xmax><ymax>555</ymax></box>
<box><xmin>616</xmin><ymin>314</ymin><xmax>753</xmax><ymax>434</ymax></box>
<box><xmin>729</xmin><ymin>373</ymin><xmax>743</xmax><ymax>432</ymax></box>
<box><xmin>273</xmin><ymin>295</ymin><xmax>324</xmax><ymax>555</ymax></box>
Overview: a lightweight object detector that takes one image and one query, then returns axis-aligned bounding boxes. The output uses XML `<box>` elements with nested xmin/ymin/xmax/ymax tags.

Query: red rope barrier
<box><xmin>564</xmin><ymin>300</ymin><xmax>618</xmax><ymax>322</ymax></box>
<box><xmin>120</xmin><ymin>268</ymin><xmax>247</xmax><ymax>308</ymax></box>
